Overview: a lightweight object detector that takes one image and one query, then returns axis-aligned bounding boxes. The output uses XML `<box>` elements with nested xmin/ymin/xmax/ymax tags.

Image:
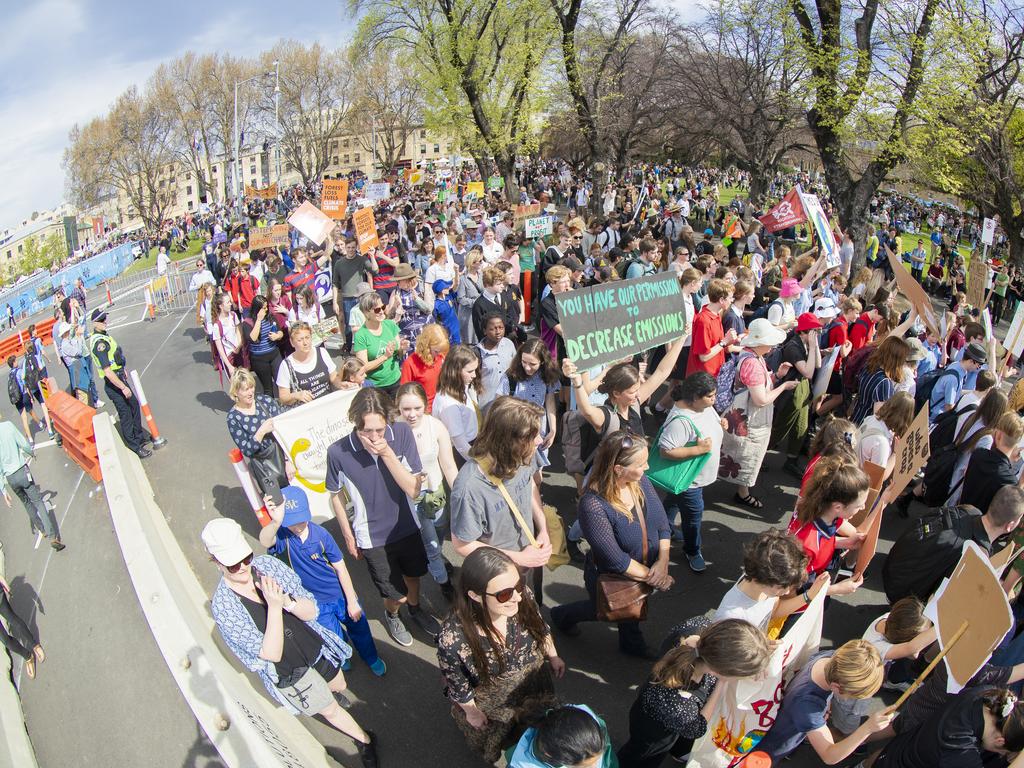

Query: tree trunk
<box><xmin>495</xmin><ymin>153</ymin><xmax>520</xmax><ymax>206</ymax></box>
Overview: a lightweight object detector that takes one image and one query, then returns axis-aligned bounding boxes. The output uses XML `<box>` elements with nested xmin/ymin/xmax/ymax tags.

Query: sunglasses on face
<box><xmin>226</xmin><ymin>553</ymin><xmax>253</xmax><ymax>573</ymax></box>
<box><xmin>485</xmin><ymin>580</ymin><xmax>525</xmax><ymax>603</ymax></box>
<box><xmin>372</xmin><ymin>305</ymin><xmax>386</xmax><ymax>314</ymax></box>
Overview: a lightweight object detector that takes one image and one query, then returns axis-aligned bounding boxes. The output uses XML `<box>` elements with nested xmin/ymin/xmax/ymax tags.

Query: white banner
<box><xmin>366</xmin><ymin>183</ymin><xmax>391</xmax><ymax>201</ymax></box>
<box><xmin>688</xmin><ymin>585</ymin><xmax>827</xmax><ymax>767</ymax></box>
<box><xmin>272</xmin><ymin>388</ymin><xmax>359</xmax><ymax>519</ymax></box>
<box><xmin>982</xmin><ymin>217</ymin><xmax>996</xmax><ymax>246</ymax></box>
<box><xmin>798</xmin><ymin>192</ymin><xmax>840</xmax><ymax>268</ymax></box>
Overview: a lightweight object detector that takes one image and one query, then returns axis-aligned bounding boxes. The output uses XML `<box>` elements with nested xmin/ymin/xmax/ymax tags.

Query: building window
<box><xmin>159</xmin><ymin>180</ymin><xmax>165</xmax><ymax>188</ymax></box>
<box><xmin>250</xmin><ymin>166</ymin><xmax>256</xmax><ymax>177</ymax></box>
<box><xmin>343</xmin><ymin>139</ymin><xmax>349</xmax><ymax>148</ymax></box>
<box><xmin>333</xmin><ymin>156</ymin><xmax>339</xmax><ymax>165</ymax></box>
<box><xmin>331</xmin><ymin>141</ymin><xmax>338</xmax><ymax>151</ymax></box>
<box><xmin>433</xmin><ymin>144</ymin><xmax>439</xmax><ymax>153</ymax></box>
<box><xmin>186</xmin><ymin>186</ymin><xmax>193</xmax><ymax>195</ymax></box>
<box><xmin>212</xmin><ymin>166</ymin><xmax>218</xmax><ymax>174</ymax></box>
<box><xmin>420</xmin><ymin>145</ymin><xmax>427</xmax><ymax>155</ymax></box>
<box><xmin>17</xmin><ymin>245</ymin><xmax>22</xmax><ymax>254</ymax></box>
<box><xmin>343</xmin><ymin>154</ymin><xmax>349</xmax><ymax>164</ymax></box>
<box><xmin>420</xmin><ymin>129</ymin><xmax>426</xmax><ymax>139</ymax></box>
<box><xmin>354</xmin><ymin>153</ymin><xmax>360</xmax><ymax>162</ymax></box>
<box><xmin>188</xmin><ymin>201</ymin><xmax>194</xmax><ymax>210</ymax></box>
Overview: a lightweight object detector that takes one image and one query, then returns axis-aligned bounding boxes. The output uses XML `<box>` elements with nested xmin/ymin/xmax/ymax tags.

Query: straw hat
<box><xmin>742</xmin><ymin>319</ymin><xmax>786</xmax><ymax>348</ymax></box>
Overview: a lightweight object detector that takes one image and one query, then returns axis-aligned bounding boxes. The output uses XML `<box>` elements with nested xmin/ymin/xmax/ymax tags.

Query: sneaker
<box><xmin>687</xmin><ymin>552</ymin><xmax>707</xmax><ymax>573</ymax></box>
<box><xmin>383</xmin><ymin>610</ymin><xmax>413</xmax><ymax>647</ymax></box>
<box><xmin>50</xmin><ymin>539</ymin><xmax>66</xmax><ymax>552</ymax></box>
<box><xmin>368</xmin><ymin>658</ymin><xmax>387</xmax><ymax>677</ymax></box>
<box><xmin>356</xmin><ymin>730</ymin><xmax>379</xmax><ymax>768</ymax></box>
<box><xmin>94</xmin><ymin>399</ymin><xmax>104</xmax><ymax>408</ymax></box>
<box><xmin>407</xmin><ymin>603</ymin><xmax>441</xmax><ymax>639</ymax></box>
<box><xmin>136</xmin><ymin>446</ymin><xmax>153</xmax><ymax>459</ymax></box>
<box><xmin>333</xmin><ymin>690</ymin><xmax>353</xmax><ymax>709</ymax></box>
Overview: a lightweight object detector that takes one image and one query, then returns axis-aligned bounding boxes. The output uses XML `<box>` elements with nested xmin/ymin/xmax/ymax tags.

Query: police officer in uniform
<box><xmin>89</xmin><ymin>309</ymin><xmax>152</xmax><ymax>459</ymax></box>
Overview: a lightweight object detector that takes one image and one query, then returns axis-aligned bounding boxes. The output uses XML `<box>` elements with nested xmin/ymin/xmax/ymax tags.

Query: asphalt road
<box><xmin>0</xmin><ymin>289</ymin><xmax>969</xmax><ymax>768</ymax></box>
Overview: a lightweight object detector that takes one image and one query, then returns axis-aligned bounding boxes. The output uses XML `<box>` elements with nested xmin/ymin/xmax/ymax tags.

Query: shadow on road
<box><xmin>196</xmin><ymin>390</ymin><xmax>232</xmax><ymax>414</ymax></box>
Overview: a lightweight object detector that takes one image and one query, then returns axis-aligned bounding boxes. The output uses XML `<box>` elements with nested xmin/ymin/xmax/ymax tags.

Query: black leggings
<box><xmin>0</xmin><ymin>591</ymin><xmax>36</xmax><ymax>660</ymax></box>
<box><xmin>249</xmin><ymin>351</ymin><xmax>282</xmax><ymax>396</ymax></box>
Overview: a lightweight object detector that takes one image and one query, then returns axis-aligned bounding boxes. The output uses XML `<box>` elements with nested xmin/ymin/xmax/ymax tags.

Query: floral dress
<box><xmin>437</xmin><ymin>610</ymin><xmax>556</xmax><ymax>762</ymax></box>
<box><xmin>719</xmin><ymin>353</ymin><xmax>774</xmax><ymax>488</ymax></box>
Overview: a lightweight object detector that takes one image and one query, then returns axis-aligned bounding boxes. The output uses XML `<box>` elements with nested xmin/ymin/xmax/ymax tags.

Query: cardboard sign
<box><xmin>798</xmin><ymin>191</ymin><xmax>840</xmax><ymax>268</ymax></box>
<box><xmin>365</xmin><ymin>183</ymin><xmax>390</xmax><ymax>201</ymax></box>
<box><xmin>990</xmin><ymin>543</ymin><xmax>1016</xmax><ymax>572</ymax></box>
<box><xmin>353</xmin><ymin>207</ymin><xmax>380</xmax><ymax>255</ymax></box>
<box><xmin>556</xmin><ymin>272</ymin><xmax>687</xmax><ymax>368</ymax></box>
<box><xmin>926</xmin><ymin>542</ymin><xmax>1013</xmax><ymax>693</ymax></box>
<box><xmin>515</xmin><ymin>203</ymin><xmax>542</xmax><ymax>222</ymax></box>
<box><xmin>464</xmin><ymin>181</ymin><xmax>484</xmax><ymax>200</ymax></box>
<box><xmin>887</xmin><ymin>250</ymin><xmax>939</xmax><ymax>336</ymax></box>
<box><xmin>245</xmin><ymin>183</ymin><xmax>278</xmax><ymax>200</ymax></box>
<box><xmin>889</xmin><ymin>406</ymin><xmax>930</xmax><ymax>497</ymax></box>
<box><xmin>1005</xmin><ymin>304</ymin><xmax>1024</xmax><ymax>360</ymax></box>
<box><xmin>287</xmin><ymin>202</ymin><xmax>335</xmax><ymax>246</ymax></box>
<box><xmin>524</xmin><ymin>216</ymin><xmax>553</xmax><ymax>239</ymax></box>
<box><xmin>811</xmin><ymin>347</ymin><xmax>840</xmax><ymax>400</ymax></box>
<box><xmin>320</xmin><ymin>179</ymin><xmax>349</xmax><ymax>219</ymax></box>
<box><xmin>758</xmin><ymin>187</ymin><xmax>806</xmax><ymax>234</ymax></box>
<box><xmin>982</xmin><ymin>217</ymin><xmax>997</xmax><ymax>246</ymax></box>
<box><xmin>967</xmin><ymin>257</ymin><xmax>990</xmax><ymax>308</ymax></box>
<box><xmin>854</xmin><ymin>501</ymin><xmax>884</xmax><ymax>578</ymax></box>
<box><xmin>248</xmin><ymin>224</ymin><xmax>289</xmax><ymax>250</ymax></box>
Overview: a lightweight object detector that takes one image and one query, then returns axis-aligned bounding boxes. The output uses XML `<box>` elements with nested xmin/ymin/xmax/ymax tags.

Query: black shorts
<box><xmin>362</xmin><ymin>532</ymin><xmax>429</xmax><ymax>600</ymax></box>
<box><xmin>826</xmin><ymin>369</ymin><xmax>843</xmax><ymax>396</ymax></box>
<box><xmin>14</xmin><ymin>395</ymin><xmax>33</xmax><ymax>413</ymax></box>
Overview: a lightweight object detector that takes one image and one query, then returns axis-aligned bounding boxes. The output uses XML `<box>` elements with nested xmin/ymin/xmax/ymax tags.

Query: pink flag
<box><xmin>758</xmin><ymin>187</ymin><xmax>806</xmax><ymax>234</ymax></box>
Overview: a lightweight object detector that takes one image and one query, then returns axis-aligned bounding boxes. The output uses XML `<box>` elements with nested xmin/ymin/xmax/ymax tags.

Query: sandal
<box><xmin>734</xmin><ymin>492</ymin><xmax>764</xmax><ymax>509</ymax></box>
<box><xmin>24</xmin><ymin>657</ymin><xmax>35</xmax><ymax>679</ymax></box>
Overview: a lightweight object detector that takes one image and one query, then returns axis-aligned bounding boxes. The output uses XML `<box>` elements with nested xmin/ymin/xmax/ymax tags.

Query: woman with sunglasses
<box><xmin>437</xmin><ymin>546</ymin><xmax>564</xmax><ymax>764</ymax></box>
<box><xmin>202</xmin><ymin>518</ymin><xmax>379</xmax><ymax>767</ymax></box>
<box><xmin>352</xmin><ymin>290</ymin><xmax>406</xmax><ymax>398</ymax></box>
<box><xmin>550</xmin><ymin>430</ymin><xmax>673</xmax><ymax>659</ymax></box>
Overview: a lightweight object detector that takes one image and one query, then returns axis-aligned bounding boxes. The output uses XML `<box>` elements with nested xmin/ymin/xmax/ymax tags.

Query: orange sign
<box><xmin>249</xmin><ymin>224</ymin><xmax>289</xmax><ymax>250</ymax></box>
<box><xmin>321</xmin><ymin>179</ymin><xmax>350</xmax><ymax>219</ymax></box>
<box><xmin>244</xmin><ymin>183</ymin><xmax>278</xmax><ymax>200</ymax></box>
<box><xmin>353</xmin><ymin>207</ymin><xmax>380</xmax><ymax>255</ymax></box>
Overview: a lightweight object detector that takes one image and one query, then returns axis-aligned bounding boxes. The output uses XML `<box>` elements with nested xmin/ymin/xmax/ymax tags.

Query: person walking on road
<box><xmin>88</xmin><ymin>309</ymin><xmax>152</xmax><ymax>459</ymax></box>
<box><xmin>0</xmin><ymin>420</ymin><xmax>64</xmax><ymax>551</ymax></box>
<box><xmin>0</xmin><ymin>538</ymin><xmax>46</xmax><ymax>678</ymax></box>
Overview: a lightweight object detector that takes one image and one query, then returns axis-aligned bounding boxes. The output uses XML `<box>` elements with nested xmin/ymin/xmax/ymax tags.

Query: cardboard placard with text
<box><xmin>245</xmin><ymin>183</ymin><xmax>278</xmax><ymax>200</ymax></box>
<box><xmin>248</xmin><ymin>224</ymin><xmax>289</xmax><ymax>250</ymax></box>
<box><xmin>524</xmin><ymin>216</ymin><xmax>554</xmax><ymax>240</ymax></box>
<box><xmin>320</xmin><ymin>179</ymin><xmax>349</xmax><ymax>219</ymax></box>
<box><xmin>556</xmin><ymin>272</ymin><xmax>687</xmax><ymax>368</ymax></box>
<box><xmin>287</xmin><ymin>202</ymin><xmax>335</xmax><ymax>246</ymax></box>
<box><xmin>353</xmin><ymin>207</ymin><xmax>380</xmax><ymax>255</ymax></box>
<box><xmin>887</xmin><ymin>251</ymin><xmax>939</xmax><ymax>336</ymax></box>
<box><xmin>889</xmin><ymin>407</ymin><xmax>930</xmax><ymax>497</ymax></box>
<box><xmin>515</xmin><ymin>203</ymin><xmax>542</xmax><ymax>222</ymax></box>
<box><xmin>967</xmin><ymin>258</ymin><xmax>990</xmax><ymax>308</ymax></box>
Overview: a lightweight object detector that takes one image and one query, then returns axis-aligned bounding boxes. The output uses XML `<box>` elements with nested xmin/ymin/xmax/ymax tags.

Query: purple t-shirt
<box><xmin>325</xmin><ymin>422</ymin><xmax>423</xmax><ymax>549</ymax></box>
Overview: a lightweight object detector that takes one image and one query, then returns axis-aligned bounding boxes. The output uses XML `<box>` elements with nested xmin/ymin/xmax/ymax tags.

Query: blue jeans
<box><xmin>664</xmin><ymin>487</ymin><xmax>704</xmax><ymax>557</ymax></box>
<box><xmin>341</xmin><ymin>296</ymin><xmax>359</xmax><ymax>348</ymax></box>
<box><xmin>317</xmin><ymin>596</ymin><xmax>380</xmax><ymax>666</ymax></box>
<box><xmin>417</xmin><ymin>500</ymin><xmax>450</xmax><ymax>585</ymax></box>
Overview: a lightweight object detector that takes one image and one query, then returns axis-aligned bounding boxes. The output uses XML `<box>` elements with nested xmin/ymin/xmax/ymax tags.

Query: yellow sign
<box><xmin>249</xmin><ymin>224</ymin><xmax>289</xmax><ymax>250</ymax></box>
<box><xmin>464</xmin><ymin>181</ymin><xmax>484</xmax><ymax>199</ymax></box>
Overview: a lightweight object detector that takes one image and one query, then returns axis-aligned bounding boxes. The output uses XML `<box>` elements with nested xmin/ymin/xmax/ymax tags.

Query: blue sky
<box><xmin>0</xmin><ymin>0</ymin><xmax>704</xmax><ymax>232</ymax></box>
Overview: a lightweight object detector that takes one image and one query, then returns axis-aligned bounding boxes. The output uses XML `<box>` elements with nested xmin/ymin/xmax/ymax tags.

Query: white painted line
<box><xmin>140</xmin><ymin>311</ymin><xmax>187</xmax><ymax>377</ymax></box>
<box><xmin>15</xmin><ymin>470</ymin><xmax>84</xmax><ymax>690</ymax></box>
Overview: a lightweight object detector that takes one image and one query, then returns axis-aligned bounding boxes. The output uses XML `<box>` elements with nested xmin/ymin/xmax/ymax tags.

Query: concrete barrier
<box><xmin>0</xmin><ymin>644</ymin><xmax>38</xmax><ymax>768</ymax></box>
<box><xmin>93</xmin><ymin>412</ymin><xmax>338</xmax><ymax>768</ymax></box>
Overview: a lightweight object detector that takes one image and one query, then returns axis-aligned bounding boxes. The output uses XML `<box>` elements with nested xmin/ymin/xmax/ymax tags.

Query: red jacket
<box><xmin>226</xmin><ymin>273</ymin><xmax>260</xmax><ymax>310</ymax></box>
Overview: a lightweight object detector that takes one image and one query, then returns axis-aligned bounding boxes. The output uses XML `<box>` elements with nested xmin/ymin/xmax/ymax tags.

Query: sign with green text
<box><xmin>555</xmin><ymin>272</ymin><xmax>686</xmax><ymax>368</ymax></box>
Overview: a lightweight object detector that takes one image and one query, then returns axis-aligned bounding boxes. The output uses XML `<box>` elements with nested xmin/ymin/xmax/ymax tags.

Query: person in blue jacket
<box><xmin>433</xmin><ymin>279</ymin><xmax>461</xmax><ymax>344</ymax></box>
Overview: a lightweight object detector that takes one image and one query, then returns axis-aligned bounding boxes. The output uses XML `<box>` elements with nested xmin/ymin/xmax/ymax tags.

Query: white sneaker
<box><xmin>94</xmin><ymin>399</ymin><xmax>104</xmax><ymax>408</ymax></box>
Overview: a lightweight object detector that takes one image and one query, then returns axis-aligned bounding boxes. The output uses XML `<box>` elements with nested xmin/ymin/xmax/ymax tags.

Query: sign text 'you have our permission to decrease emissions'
<box><xmin>555</xmin><ymin>272</ymin><xmax>687</xmax><ymax>368</ymax></box>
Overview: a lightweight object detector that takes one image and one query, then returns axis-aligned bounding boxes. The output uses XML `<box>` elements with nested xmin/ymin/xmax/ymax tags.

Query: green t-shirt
<box><xmin>518</xmin><ymin>244</ymin><xmax>536</xmax><ymax>272</ymax></box>
<box><xmin>353</xmin><ymin>319</ymin><xmax>401</xmax><ymax>387</ymax></box>
<box><xmin>995</xmin><ymin>271</ymin><xmax>1010</xmax><ymax>297</ymax></box>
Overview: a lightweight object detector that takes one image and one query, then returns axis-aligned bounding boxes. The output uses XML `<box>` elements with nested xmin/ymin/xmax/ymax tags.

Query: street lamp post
<box><xmin>273</xmin><ymin>59</ymin><xmax>281</xmax><ymax>188</ymax></box>
<box><xmin>232</xmin><ymin>69</ymin><xmax>275</xmax><ymax>217</ymax></box>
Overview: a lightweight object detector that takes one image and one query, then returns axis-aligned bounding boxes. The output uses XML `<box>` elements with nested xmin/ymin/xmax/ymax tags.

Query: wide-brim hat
<box><xmin>779</xmin><ymin>278</ymin><xmax>801</xmax><ymax>299</ymax></box>
<box><xmin>201</xmin><ymin>518</ymin><xmax>253</xmax><ymax>566</ymax></box>
<box><xmin>742</xmin><ymin>318</ymin><xmax>786</xmax><ymax>348</ymax></box>
<box><xmin>666</xmin><ymin>202</ymin><xmax>682</xmax><ymax>213</ymax></box>
<box><xmin>392</xmin><ymin>263</ymin><xmax>419</xmax><ymax>281</ymax></box>
<box><xmin>904</xmin><ymin>337</ymin><xmax>928</xmax><ymax>362</ymax></box>
<box><xmin>813</xmin><ymin>297</ymin><xmax>839</xmax><ymax>319</ymax></box>
<box><xmin>963</xmin><ymin>341</ymin><xmax>987</xmax><ymax>363</ymax></box>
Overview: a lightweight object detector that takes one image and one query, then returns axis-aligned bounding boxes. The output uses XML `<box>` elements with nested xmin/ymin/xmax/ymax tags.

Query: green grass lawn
<box><xmin>718</xmin><ymin>186</ymin><xmax>743</xmax><ymax>208</ymax></box>
<box><xmin>123</xmin><ymin>236</ymin><xmax>204</xmax><ymax>276</ymax></box>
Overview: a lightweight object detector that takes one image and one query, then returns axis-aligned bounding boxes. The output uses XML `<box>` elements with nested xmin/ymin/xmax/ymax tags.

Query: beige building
<box><xmin>0</xmin><ymin>205</ymin><xmax>77</xmax><ymax>276</ymax></box>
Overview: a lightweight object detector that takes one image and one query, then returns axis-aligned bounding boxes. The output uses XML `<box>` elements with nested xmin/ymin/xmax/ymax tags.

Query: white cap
<box><xmin>813</xmin><ymin>297</ymin><xmax>839</xmax><ymax>319</ymax></box>
<box><xmin>201</xmin><ymin>518</ymin><xmax>253</xmax><ymax>566</ymax></box>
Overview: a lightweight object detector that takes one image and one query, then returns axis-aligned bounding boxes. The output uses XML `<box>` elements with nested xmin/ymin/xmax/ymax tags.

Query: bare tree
<box><xmin>350</xmin><ymin>47</ymin><xmax>424</xmax><ymax>175</ymax></box>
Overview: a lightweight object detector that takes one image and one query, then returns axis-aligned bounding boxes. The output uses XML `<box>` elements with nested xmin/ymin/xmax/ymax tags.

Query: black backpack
<box><xmin>921</xmin><ymin>430</ymin><xmax>971</xmax><ymax>508</ymax></box>
<box><xmin>764</xmin><ymin>331</ymin><xmax>796</xmax><ymax>375</ymax></box>
<box><xmin>882</xmin><ymin>505</ymin><xmax>981</xmax><ymax>602</ymax></box>
<box><xmin>914</xmin><ymin>367</ymin><xmax>962</xmax><ymax>414</ymax></box>
<box><xmin>819</xmin><ymin>319</ymin><xmax>842</xmax><ymax>349</ymax></box>
<box><xmin>7</xmin><ymin>369</ymin><xmax>20</xmax><ymax>406</ymax></box>
<box><xmin>22</xmin><ymin>350</ymin><xmax>42</xmax><ymax>395</ymax></box>
<box><xmin>929</xmin><ymin>400</ymin><xmax>976</xmax><ymax>455</ymax></box>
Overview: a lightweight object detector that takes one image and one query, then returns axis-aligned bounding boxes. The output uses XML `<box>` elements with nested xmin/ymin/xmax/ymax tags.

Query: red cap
<box><xmin>795</xmin><ymin>312</ymin><xmax>822</xmax><ymax>333</ymax></box>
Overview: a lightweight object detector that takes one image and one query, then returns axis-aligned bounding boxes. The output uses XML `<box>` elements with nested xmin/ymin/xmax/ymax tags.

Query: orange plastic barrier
<box><xmin>47</xmin><ymin>389</ymin><xmax>101</xmax><ymax>482</ymax></box>
<box><xmin>0</xmin><ymin>317</ymin><xmax>58</xmax><ymax>362</ymax></box>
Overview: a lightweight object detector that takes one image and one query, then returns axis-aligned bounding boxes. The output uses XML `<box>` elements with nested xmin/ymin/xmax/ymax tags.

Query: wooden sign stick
<box><xmin>887</xmin><ymin>620</ymin><xmax>969</xmax><ymax>712</ymax></box>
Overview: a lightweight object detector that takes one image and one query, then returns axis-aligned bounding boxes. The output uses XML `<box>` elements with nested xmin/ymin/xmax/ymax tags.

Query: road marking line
<box><xmin>15</xmin><ymin>469</ymin><xmax>84</xmax><ymax>690</ymax></box>
<box><xmin>140</xmin><ymin>311</ymin><xmax>187</xmax><ymax>377</ymax></box>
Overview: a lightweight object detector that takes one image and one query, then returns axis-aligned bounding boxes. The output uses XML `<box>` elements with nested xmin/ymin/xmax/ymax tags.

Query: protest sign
<box><xmin>924</xmin><ymin>542</ymin><xmax>1012</xmax><ymax>694</ymax></box>
<box><xmin>889</xmin><ymin>407</ymin><xmax>930</xmax><ymax>497</ymax></box>
<box><xmin>487</xmin><ymin>175</ymin><xmax>504</xmax><ymax>190</ymax></box>
<box><xmin>750</xmin><ymin>253</ymin><xmax>763</xmax><ymax>286</ymax></box>
<box><xmin>353</xmin><ymin>207</ymin><xmax>380</xmax><ymax>255</ymax></box>
<box><xmin>515</xmin><ymin>203</ymin><xmax>542</xmax><ymax>222</ymax></box>
<box><xmin>365</xmin><ymin>182</ymin><xmax>391</xmax><ymax>201</ymax></box>
<box><xmin>758</xmin><ymin>187</ymin><xmax>806</xmax><ymax>234</ymax></box>
<box><xmin>248</xmin><ymin>224</ymin><xmax>289</xmax><ymax>250</ymax></box>
<box><xmin>990</xmin><ymin>543</ymin><xmax>1017</xmax><ymax>572</ymax></box>
<box><xmin>288</xmin><ymin>202</ymin><xmax>335</xmax><ymax>246</ymax></box>
<box><xmin>689</xmin><ymin>581</ymin><xmax>827</xmax><ymax>767</ymax></box>
<box><xmin>524</xmin><ymin>216</ymin><xmax>553</xmax><ymax>240</ymax></box>
<box><xmin>798</xmin><ymin>191</ymin><xmax>840</xmax><ymax>268</ymax></box>
<box><xmin>245</xmin><ymin>183</ymin><xmax>278</xmax><ymax>200</ymax></box>
<box><xmin>409</xmin><ymin>170</ymin><xmax>424</xmax><ymax>186</ymax></box>
<box><xmin>854</xmin><ymin>501</ymin><xmax>884</xmax><ymax>579</ymax></box>
<box><xmin>320</xmin><ymin>179</ymin><xmax>349</xmax><ymax>219</ymax></box>
<box><xmin>967</xmin><ymin>257</ymin><xmax>990</xmax><ymax>308</ymax></box>
<box><xmin>982</xmin><ymin>217</ymin><xmax>997</xmax><ymax>246</ymax></box>
<box><xmin>556</xmin><ymin>272</ymin><xmax>688</xmax><ymax>369</ymax></box>
<box><xmin>272</xmin><ymin>389</ymin><xmax>359</xmax><ymax>519</ymax></box>
<box><xmin>887</xmin><ymin>250</ymin><xmax>939</xmax><ymax>336</ymax></box>
<box><xmin>312</xmin><ymin>268</ymin><xmax>332</xmax><ymax>304</ymax></box>
<box><xmin>1003</xmin><ymin>303</ymin><xmax>1024</xmax><ymax>360</ymax></box>
<box><xmin>311</xmin><ymin>318</ymin><xmax>340</xmax><ymax>346</ymax></box>
<box><xmin>811</xmin><ymin>347</ymin><xmax>839</xmax><ymax>400</ymax></box>
<box><xmin>213</xmin><ymin>231</ymin><xmax>227</xmax><ymax>245</ymax></box>
<box><xmin>464</xmin><ymin>181</ymin><xmax>485</xmax><ymax>200</ymax></box>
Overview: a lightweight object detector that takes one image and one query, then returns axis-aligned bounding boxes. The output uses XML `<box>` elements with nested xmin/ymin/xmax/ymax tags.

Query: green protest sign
<box><xmin>555</xmin><ymin>272</ymin><xmax>687</xmax><ymax>368</ymax></box>
<box><xmin>487</xmin><ymin>175</ymin><xmax>504</xmax><ymax>190</ymax></box>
